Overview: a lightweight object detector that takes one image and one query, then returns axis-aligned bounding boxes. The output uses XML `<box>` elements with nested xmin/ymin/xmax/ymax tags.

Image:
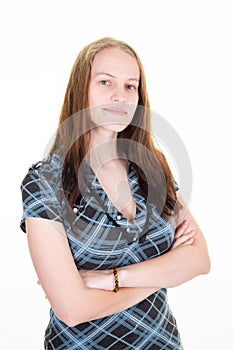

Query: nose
<box><xmin>111</xmin><ymin>86</ymin><xmax>127</xmax><ymax>103</ymax></box>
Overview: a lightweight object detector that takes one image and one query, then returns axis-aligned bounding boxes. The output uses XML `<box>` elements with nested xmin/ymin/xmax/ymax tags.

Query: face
<box><xmin>88</xmin><ymin>47</ymin><xmax>140</xmax><ymax>134</ymax></box>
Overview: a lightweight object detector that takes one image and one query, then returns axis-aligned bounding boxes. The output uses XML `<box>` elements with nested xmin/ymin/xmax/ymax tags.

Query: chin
<box><xmin>103</xmin><ymin>123</ymin><xmax>128</xmax><ymax>133</ymax></box>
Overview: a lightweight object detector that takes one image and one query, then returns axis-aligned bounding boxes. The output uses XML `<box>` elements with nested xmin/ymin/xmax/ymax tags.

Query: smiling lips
<box><xmin>102</xmin><ymin>107</ymin><xmax>127</xmax><ymax>116</ymax></box>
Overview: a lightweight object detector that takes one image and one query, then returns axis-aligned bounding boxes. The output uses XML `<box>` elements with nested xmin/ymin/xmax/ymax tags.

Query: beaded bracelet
<box><xmin>112</xmin><ymin>266</ymin><xmax>120</xmax><ymax>292</ymax></box>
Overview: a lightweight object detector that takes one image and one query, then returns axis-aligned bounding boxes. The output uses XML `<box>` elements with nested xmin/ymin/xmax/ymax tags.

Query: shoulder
<box><xmin>21</xmin><ymin>151</ymin><xmax>64</xmax><ymax>190</ymax></box>
<box><xmin>20</xmin><ymin>152</ymin><xmax>65</xmax><ymax>232</ymax></box>
<box><xmin>20</xmin><ymin>148</ymin><xmax>69</xmax><ymax>236</ymax></box>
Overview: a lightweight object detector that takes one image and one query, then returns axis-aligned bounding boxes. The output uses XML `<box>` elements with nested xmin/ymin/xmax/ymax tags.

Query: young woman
<box><xmin>20</xmin><ymin>37</ymin><xmax>210</xmax><ymax>349</ymax></box>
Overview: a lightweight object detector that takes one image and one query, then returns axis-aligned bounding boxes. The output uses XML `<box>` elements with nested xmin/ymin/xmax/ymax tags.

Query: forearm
<box><xmin>118</xmin><ymin>209</ymin><xmax>210</xmax><ymax>289</ymax></box>
<box><xmin>119</xmin><ymin>243</ymin><xmax>210</xmax><ymax>289</ymax></box>
<box><xmin>79</xmin><ymin>215</ymin><xmax>210</xmax><ymax>293</ymax></box>
<box><xmin>61</xmin><ymin>286</ymin><xmax>158</xmax><ymax>327</ymax></box>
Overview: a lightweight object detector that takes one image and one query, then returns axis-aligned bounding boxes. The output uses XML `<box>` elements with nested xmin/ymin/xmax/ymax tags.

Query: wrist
<box><xmin>117</xmin><ymin>267</ymin><xmax>127</xmax><ymax>288</ymax></box>
<box><xmin>112</xmin><ymin>266</ymin><xmax>120</xmax><ymax>292</ymax></box>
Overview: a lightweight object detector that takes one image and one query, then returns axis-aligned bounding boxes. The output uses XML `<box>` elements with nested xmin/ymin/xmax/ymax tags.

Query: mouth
<box><xmin>102</xmin><ymin>107</ymin><xmax>127</xmax><ymax>116</ymax></box>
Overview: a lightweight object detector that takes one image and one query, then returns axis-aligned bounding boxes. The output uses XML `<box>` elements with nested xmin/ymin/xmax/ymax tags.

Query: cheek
<box><xmin>129</xmin><ymin>104</ymin><xmax>138</xmax><ymax>123</ymax></box>
<box><xmin>89</xmin><ymin>79</ymin><xmax>112</xmax><ymax>107</ymax></box>
<box><xmin>129</xmin><ymin>92</ymin><xmax>139</xmax><ymax>106</ymax></box>
<box><xmin>88</xmin><ymin>83</ymin><xmax>98</xmax><ymax>107</ymax></box>
<box><xmin>88</xmin><ymin>89</ymin><xmax>94</xmax><ymax>108</ymax></box>
<box><xmin>135</xmin><ymin>92</ymin><xmax>139</xmax><ymax>104</ymax></box>
<box><xmin>89</xmin><ymin>105</ymin><xmax>104</xmax><ymax>126</ymax></box>
<box><xmin>129</xmin><ymin>93</ymin><xmax>139</xmax><ymax>114</ymax></box>
<box><xmin>88</xmin><ymin>90</ymin><xmax>106</xmax><ymax>108</ymax></box>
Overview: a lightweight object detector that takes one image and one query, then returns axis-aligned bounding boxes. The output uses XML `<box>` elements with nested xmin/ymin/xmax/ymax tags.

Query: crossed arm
<box><xmin>80</xmin><ymin>207</ymin><xmax>210</xmax><ymax>291</ymax></box>
<box><xmin>26</xmin><ymin>202</ymin><xmax>210</xmax><ymax>327</ymax></box>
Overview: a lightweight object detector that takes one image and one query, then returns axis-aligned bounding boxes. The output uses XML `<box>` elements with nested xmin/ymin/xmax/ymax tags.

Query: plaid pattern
<box><xmin>20</xmin><ymin>151</ymin><xmax>183</xmax><ymax>349</ymax></box>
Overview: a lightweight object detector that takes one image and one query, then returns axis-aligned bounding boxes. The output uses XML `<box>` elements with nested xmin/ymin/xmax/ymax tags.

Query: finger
<box><xmin>182</xmin><ymin>237</ymin><xmax>195</xmax><ymax>246</ymax></box>
<box><xmin>179</xmin><ymin>230</ymin><xmax>197</xmax><ymax>243</ymax></box>
<box><xmin>175</xmin><ymin>220</ymin><xmax>191</xmax><ymax>238</ymax></box>
<box><xmin>172</xmin><ymin>230</ymin><xmax>197</xmax><ymax>249</ymax></box>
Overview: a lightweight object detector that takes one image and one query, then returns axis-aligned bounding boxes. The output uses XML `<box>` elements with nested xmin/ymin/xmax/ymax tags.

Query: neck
<box><xmin>88</xmin><ymin>129</ymin><xmax>119</xmax><ymax>171</ymax></box>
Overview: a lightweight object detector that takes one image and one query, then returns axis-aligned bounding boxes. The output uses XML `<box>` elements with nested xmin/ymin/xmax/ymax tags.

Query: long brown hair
<box><xmin>50</xmin><ymin>37</ymin><xmax>181</xmax><ymax>219</ymax></box>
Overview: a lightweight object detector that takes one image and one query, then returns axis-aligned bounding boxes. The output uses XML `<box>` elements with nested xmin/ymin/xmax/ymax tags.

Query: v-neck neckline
<box><xmin>85</xmin><ymin>159</ymin><xmax>137</xmax><ymax>224</ymax></box>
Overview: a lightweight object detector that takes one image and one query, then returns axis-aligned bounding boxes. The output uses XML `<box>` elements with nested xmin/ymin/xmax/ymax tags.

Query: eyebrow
<box><xmin>93</xmin><ymin>72</ymin><xmax>139</xmax><ymax>82</ymax></box>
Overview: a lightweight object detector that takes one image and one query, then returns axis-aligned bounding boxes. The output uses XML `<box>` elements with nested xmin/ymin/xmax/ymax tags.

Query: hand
<box><xmin>79</xmin><ymin>269</ymin><xmax>113</xmax><ymax>291</ymax></box>
<box><xmin>171</xmin><ymin>220</ymin><xmax>197</xmax><ymax>250</ymax></box>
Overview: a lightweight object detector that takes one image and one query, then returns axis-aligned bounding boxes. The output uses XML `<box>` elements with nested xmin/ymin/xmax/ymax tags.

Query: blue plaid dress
<box><xmin>20</xmin><ymin>151</ymin><xmax>183</xmax><ymax>350</ymax></box>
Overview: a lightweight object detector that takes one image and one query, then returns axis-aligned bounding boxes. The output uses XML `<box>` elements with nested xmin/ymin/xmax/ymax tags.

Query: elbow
<box><xmin>52</xmin><ymin>302</ymin><xmax>82</xmax><ymax>327</ymax></box>
<box><xmin>199</xmin><ymin>253</ymin><xmax>211</xmax><ymax>275</ymax></box>
<box><xmin>61</xmin><ymin>317</ymin><xmax>79</xmax><ymax>328</ymax></box>
<box><xmin>51</xmin><ymin>290</ymin><xmax>91</xmax><ymax>327</ymax></box>
<box><xmin>204</xmin><ymin>256</ymin><xmax>211</xmax><ymax>275</ymax></box>
<box><xmin>55</xmin><ymin>310</ymin><xmax>81</xmax><ymax>327</ymax></box>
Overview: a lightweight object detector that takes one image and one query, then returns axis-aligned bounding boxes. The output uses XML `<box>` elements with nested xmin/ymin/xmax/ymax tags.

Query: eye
<box><xmin>126</xmin><ymin>84</ymin><xmax>138</xmax><ymax>91</ymax></box>
<box><xmin>100</xmin><ymin>80</ymin><xmax>111</xmax><ymax>86</ymax></box>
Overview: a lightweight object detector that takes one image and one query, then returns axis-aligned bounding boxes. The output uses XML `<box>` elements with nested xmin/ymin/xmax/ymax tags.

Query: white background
<box><xmin>1</xmin><ymin>0</ymin><xmax>232</xmax><ymax>349</ymax></box>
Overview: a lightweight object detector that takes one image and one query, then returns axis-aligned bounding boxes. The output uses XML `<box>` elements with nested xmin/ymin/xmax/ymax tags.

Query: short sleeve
<box><xmin>20</xmin><ymin>167</ymin><xmax>63</xmax><ymax>233</ymax></box>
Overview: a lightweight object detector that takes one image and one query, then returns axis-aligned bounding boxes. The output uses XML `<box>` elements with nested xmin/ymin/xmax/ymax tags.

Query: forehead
<box><xmin>91</xmin><ymin>47</ymin><xmax>140</xmax><ymax>78</ymax></box>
